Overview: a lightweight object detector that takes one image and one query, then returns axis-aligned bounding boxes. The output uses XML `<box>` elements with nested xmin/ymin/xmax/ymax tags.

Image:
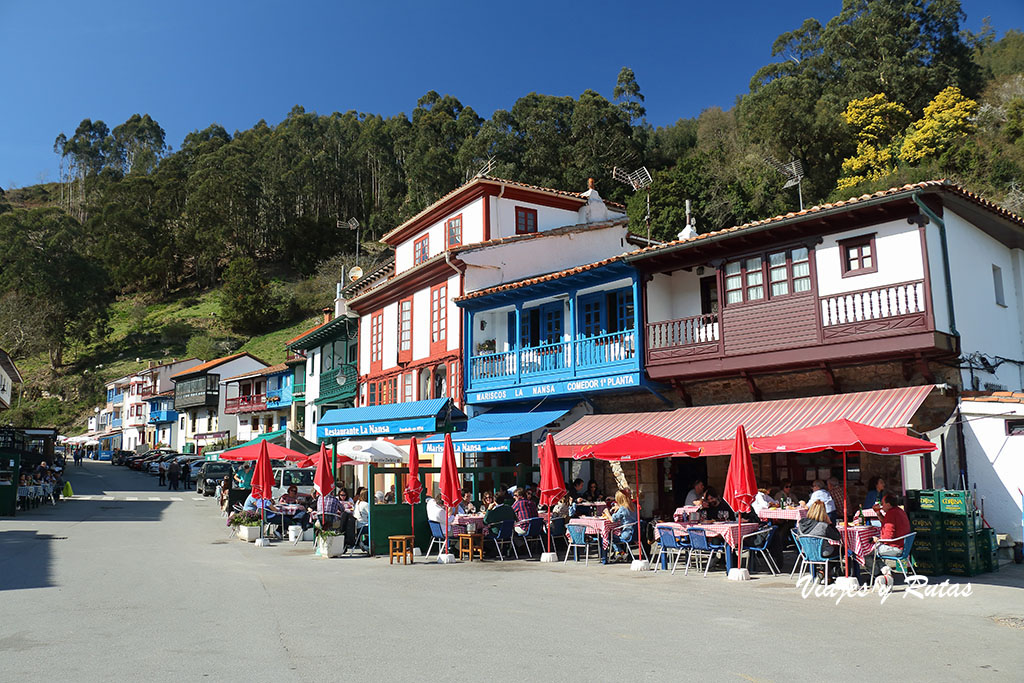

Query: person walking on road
<box><xmin>181</xmin><ymin>461</ymin><xmax>191</xmax><ymax>489</ymax></box>
<box><xmin>158</xmin><ymin>460</ymin><xmax>167</xmax><ymax>487</ymax></box>
<box><xmin>168</xmin><ymin>460</ymin><xmax>180</xmax><ymax>491</ymax></box>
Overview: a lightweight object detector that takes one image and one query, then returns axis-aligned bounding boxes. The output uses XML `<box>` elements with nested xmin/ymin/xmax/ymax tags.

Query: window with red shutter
<box><xmin>446</xmin><ymin>214</ymin><xmax>462</xmax><ymax>248</ymax></box>
<box><xmin>413</xmin><ymin>235</ymin><xmax>429</xmax><ymax>265</ymax></box>
<box><xmin>515</xmin><ymin>207</ymin><xmax>538</xmax><ymax>234</ymax></box>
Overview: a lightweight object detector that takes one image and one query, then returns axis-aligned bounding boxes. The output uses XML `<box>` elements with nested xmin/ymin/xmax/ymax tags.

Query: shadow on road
<box><xmin>0</xmin><ymin>531</ymin><xmax>57</xmax><ymax>591</ymax></box>
<box><xmin>9</xmin><ymin>499</ymin><xmax>172</xmax><ymax>524</ymax></box>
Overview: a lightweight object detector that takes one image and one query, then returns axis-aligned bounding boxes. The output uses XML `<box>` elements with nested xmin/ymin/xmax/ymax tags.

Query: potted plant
<box><xmin>475</xmin><ymin>339</ymin><xmax>496</xmax><ymax>355</ymax></box>
<box><xmin>228</xmin><ymin>510</ymin><xmax>263</xmax><ymax>542</ymax></box>
<box><xmin>314</xmin><ymin>528</ymin><xmax>346</xmax><ymax>557</ymax></box>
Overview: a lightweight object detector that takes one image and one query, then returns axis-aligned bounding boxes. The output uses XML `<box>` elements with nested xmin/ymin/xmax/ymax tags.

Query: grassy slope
<box><xmin>5</xmin><ymin>287</ymin><xmax>320</xmax><ymax>435</ymax></box>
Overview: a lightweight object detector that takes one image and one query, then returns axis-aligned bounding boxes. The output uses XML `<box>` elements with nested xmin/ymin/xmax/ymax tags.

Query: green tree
<box><xmin>0</xmin><ymin>208</ymin><xmax>111</xmax><ymax>368</ymax></box>
<box><xmin>900</xmin><ymin>86</ymin><xmax>979</xmax><ymax>163</ymax></box>
<box><xmin>219</xmin><ymin>257</ymin><xmax>277</xmax><ymax>334</ymax></box>
<box><xmin>111</xmin><ymin>114</ymin><xmax>167</xmax><ymax>175</ymax></box>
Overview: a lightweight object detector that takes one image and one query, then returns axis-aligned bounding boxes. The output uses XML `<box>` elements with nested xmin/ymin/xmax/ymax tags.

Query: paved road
<box><xmin>2</xmin><ymin>462</ymin><xmax>1023</xmax><ymax>682</ymax></box>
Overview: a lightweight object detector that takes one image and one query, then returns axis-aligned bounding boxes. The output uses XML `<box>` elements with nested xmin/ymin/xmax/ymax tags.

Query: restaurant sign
<box><xmin>317</xmin><ymin>416</ymin><xmax>439</xmax><ymax>439</ymax></box>
<box><xmin>420</xmin><ymin>439</ymin><xmax>511</xmax><ymax>454</ymax></box>
<box><xmin>466</xmin><ymin>372</ymin><xmax>641</xmax><ymax>404</ymax></box>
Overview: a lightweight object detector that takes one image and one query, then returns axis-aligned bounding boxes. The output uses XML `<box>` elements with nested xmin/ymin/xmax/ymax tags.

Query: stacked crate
<box><xmin>940</xmin><ymin>490</ymin><xmax>985</xmax><ymax>577</ymax></box>
<box><xmin>908</xmin><ymin>489</ymin><xmax>943</xmax><ymax>574</ymax></box>
<box><xmin>907</xmin><ymin>489</ymin><xmax>992</xmax><ymax>576</ymax></box>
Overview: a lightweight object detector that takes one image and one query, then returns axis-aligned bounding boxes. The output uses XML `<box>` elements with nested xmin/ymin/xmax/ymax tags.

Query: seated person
<box><xmin>797</xmin><ymin>500</ymin><xmax>842</xmax><ymax>580</ymax></box>
<box><xmin>352</xmin><ymin>491</ymin><xmax>370</xmax><ymax>550</ymax></box>
<box><xmin>863</xmin><ymin>476</ymin><xmax>887</xmax><ymax>510</ymax></box>
<box><xmin>479</xmin><ymin>491</ymin><xmax>496</xmax><ymax>512</ymax></box>
<box><xmin>584</xmin><ymin>480</ymin><xmax>603</xmax><ymax>502</ymax></box>
<box><xmin>483</xmin><ymin>492</ymin><xmax>516</xmax><ymax>534</ymax></box>
<box><xmin>865</xmin><ymin>493</ymin><xmax>911</xmax><ymax>579</ymax></box>
<box><xmin>808</xmin><ymin>480</ymin><xmax>837</xmax><ymax>523</ymax></box>
<box><xmin>243</xmin><ymin>492</ymin><xmax>283</xmax><ymax>534</ymax></box>
<box><xmin>569</xmin><ymin>478</ymin><xmax>586</xmax><ymax>503</ymax></box>
<box><xmin>511</xmin><ymin>487</ymin><xmax>538</xmax><ymax>534</ymax></box>
<box><xmin>684</xmin><ymin>479</ymin><xmax>706</xmax><ymax>506</ymax></box>
<box><xmin>603</xmin><ymin>491</ymin><xmax>638</xmax><ymax>554</ymax></box>
<box><xmin>426</xmin><ymin>494</ymin><xmax>454</xmax><ymax>529</ymax></box>
<box><xmin>278</xmin><ymin>485</ymin><xmax>301</xmax><ymax>504</ymax></box>
<box><xmin>701</xmin><ymin>488</ymin><xmax>736</xmax><ymax>521</ymax></box>
<box><xmin>774</xmin><ymin>480</ymin><xmax>795</xmax><ymax>506</ymax></box>
<box><xmin>548</xmin><ymin>494</ymin><xmax>571</xmax><ymax>520</ymax></box>
<box><xmin>751</xmin><ymin>488</ymin><xmax>777</xmax><ymax>514</ymax></box>
<box><xmin>315</xmin><ymin>486</ymin><xmax>355</xmax><ymax>547</ymax></box>
<box><xmin>456</xmin><ymin>490</ymin><xmax>476</xmax><ymax>515</ymax></box>
<box><xmin>337</xmin><ymin>488</ymin><xmax>355</xmax><ymax>514</ymax></box>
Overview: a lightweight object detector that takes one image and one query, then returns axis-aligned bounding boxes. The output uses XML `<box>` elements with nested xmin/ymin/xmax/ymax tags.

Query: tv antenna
<box><xmin>612</xmin><ymin>165</ymin><xmax>653</xmax><ymax>241</ymax></box>
<box><xmin>474</xmin><ymin>156</ymin><xmax>496</xmax><ymax>179</ymax></box>
<box><xmin>764</xmin><ymin>156</ymin><xmax>804</xmax><ymax>210</ymax></box>
<box><xmin>338</xmin><ymin>217</ymin><xmax>361</xmax><ymax>265</ymax></box>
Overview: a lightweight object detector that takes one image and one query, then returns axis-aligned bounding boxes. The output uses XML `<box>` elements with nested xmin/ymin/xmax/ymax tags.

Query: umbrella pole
<box><xmin>635</xmin><ymin>461</ymin><xmax>641</xmax><ymax>562</ymax></box>
<box><xmin>444</xmin><ymin>506</ymin><xmax>449</xmax><ymax>555</ymax></box>
<box><xmin>843</xmin><ymin>450</ymin><xmax>849</xmax><ymax>578</ymax></box>
<box><xmin>547</xmin><ymin>510</ymin><xmax>552</xmax><ymax>554</ymax></box>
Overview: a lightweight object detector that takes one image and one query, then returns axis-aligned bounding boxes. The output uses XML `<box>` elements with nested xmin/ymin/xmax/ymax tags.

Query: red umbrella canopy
<box><xmin>404</xmin><ymin>437</ymin><xmax>424</xmax><ymax>505</ymax></box>
<box><xmin>222</xmin><ymin>440</ymin><xmax>310</xmax><ymax>462</ymax></box>
<box><xmin>312</xmin><ymin>443</ymin><xmax>334</xmax><ymax>496</ymax></box>
<box><xmin>438</xmin><ymin>433</ymin><xmax>461</xmax><ymax>508</ymax></box>
<box><xmin>539</xmin><ymin>433</ymin><xmax>566</xmax><ymax>507</ymax></box>
<box><xmin>250</xmin><ymin>440</ymin><xmax>275</xmax><ymax>500</ymax></box>
<box><xmin>723</xmin><ymin>425</ymin><xmax>757</xmax><ymax>514</ymax></box>
<box><xmin>572</xmin><ymin>430</ymin><xmax>701</xmax><ymax>461</ymax></box>
<box><xmin>752</xmin><ymin>419</ymin><xmax>937</xmax><ymax>455</ymax></box>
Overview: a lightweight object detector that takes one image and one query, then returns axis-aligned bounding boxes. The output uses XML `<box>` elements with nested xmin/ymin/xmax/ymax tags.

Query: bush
<box><xmin>185</xmin><ymin>334</ymin><xmax>219</xmax><ymax>361</ymax></box>
<box><xmin>219</xmin><ymin>257</ymin><xmax>279</xmax><ymax>334</ymax></box>
<box><xmin>160</xmin><ymin>320</ymin><xmax>194</xmax><ymax>345</ymax></box>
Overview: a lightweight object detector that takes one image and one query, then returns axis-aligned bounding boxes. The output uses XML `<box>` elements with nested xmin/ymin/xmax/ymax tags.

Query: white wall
<box><xmin>960</xmin><ymin>400</ymin><xmax>1024</xmax><ymax>542</ymax></box>
<box><xmin>394</xmin><ymin>198</ymin><xmax>485</xmax><ymax>274</ymax></box>
<box><xmin>0</xmin><ymin>365</ymin><xmax>12</xmax><ymax>409</ymax></box>
<box><xmin>381</xmin><ymin>300</ymin><xmax>398</xmax><ymax>369</ymax></box>
<box><xmin>815</xmin><ymin>219</ymin><xmax>925</xmax><ymax>297</ymax></box>
<box><xmin>946</xmin><ymin>209</ymin><xmax>1024</xmax><ymax>391</ymax></box>
<box><xmin>490</xmin><ymin>197</ymin><xmax>580</xmax><ymax>241</ymax></box>
<box><xmin>411</xmin><ymin>288</ymin><xmax>430</xmax><ymax>360</ymax></box>
<box><xmin>645</xmin><ymin>269</ymin><xmax>706</xmax><ymax>324</ymax></box>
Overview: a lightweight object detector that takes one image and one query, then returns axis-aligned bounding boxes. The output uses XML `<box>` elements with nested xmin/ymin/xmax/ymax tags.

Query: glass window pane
<box><xmin>771</xmin><ymin>282</ymin><xmax>789</xmax><ymax>296</ymax></box>
<box><xmin>725</xmin><ymin>275</ymin><xmax>742</xmax><ymax>290</ymax></box>
<box><xmin>863</xmin><ymin>255</ymin><xmax>872</xmax><ymax>268</ymax></box>
<box><xmin>862</xmin><ymin>244</ymin><xmax>871</xmax><ymax>257</ymax></box>
<box><xmin>794</xmin><ymin>277</ymin><xmax>811</xmax><ymax>293</ymax></box>
<box><xmin>769</xmin><ymin>251</ymin><xmax>786</xmax><ymax>267</ymax></box>
<box><xmin>746</xmin><ymin>269</ymin><xmax>763</xmax><ymax>286</ymax></box>
<box><xmin>770</xmin><ymin>266</ymin><xmax>787</xmax><ymax>282</ymax></box>
<box><xmin>848</xmin><ymin>256</ymin><xmax>859</xmax><ymax>271</ymax></box>
<box><xmin>745</xmin><ymin>256</ymin><xmax>762</xmax><ymax>271</ymax></box>
<box><xmin>747</xmin><ymin>285</ymin><xmax>764</xmax><ymax>300</ymax></box>
<box><xmin>793</xmin><ymin>261</ymin><xmax>810</xmax><ymax>278</ymax></box>
<box><xmin>792</xmin><ymin>247</ymin><xmax>808</xmax><ymax>262</ymax></box>
<box><xmin>726</xmin><ymin>290</ymin><xmax>743</xmax><ymax>304</ymax></box>
<box><xmin>725</xmin><ymin>261</ymin><xmax>741</xmax><ymax>276</ymax></box>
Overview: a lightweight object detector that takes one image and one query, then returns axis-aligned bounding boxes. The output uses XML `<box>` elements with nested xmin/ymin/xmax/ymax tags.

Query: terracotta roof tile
<box><xmin>169</xmin><ymin>353</ymin><xmax>266</xmax><ymax>379</ymax></box>
<box><xmin>223</xmin><ymin>363</ymin><xmax>289</xmax><ymax>381</ymax></box>
<box><xmin>962</xmin><ymin>390</ymin><xmax>1024</xmax><ymax>404</ymax></box>
<box><xmin>628</xmin><ymin>180</ymin><xmax>1024</xmax><ymax>260</ymax></box>
<box><xmin>286</xmin><ymin>321</ymin><xmax>327</xmax><ymax>345</ymax></box>
<box><xmin>456</xmin><ymin>255</ymin><xmax>627</xmax><ymax>303</ymax></box>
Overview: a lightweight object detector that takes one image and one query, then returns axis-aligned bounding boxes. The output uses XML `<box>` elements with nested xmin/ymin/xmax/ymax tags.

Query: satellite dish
<box><xmin>349</xmin><ymin>266</ymin><xmax>363</xmax><ymax>282</ymax></box>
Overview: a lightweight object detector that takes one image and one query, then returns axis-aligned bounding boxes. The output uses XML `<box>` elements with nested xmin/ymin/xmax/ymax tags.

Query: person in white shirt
<box><xmin>807</xmin><ymin>480</ymin><xmax>837</xmax><ymax>522</ymax></box>
<box><xmin>751</xmin><ymin>488</ymin><xmax>776</xmax><ymax>515</ymax></box>
<box><xmin>426</xmin><ymin>494</ymin><xmax>453</xmax><ymax>527</ymax></box>
<box><xmin>684</xmin><ymin>479</ymin><xmax>706</xmax><ymax>506</ymax></box>
<box><xmin>352</xmin><ymin>490</ymin><xmax>370</xmax><ymax>527</ymax></box>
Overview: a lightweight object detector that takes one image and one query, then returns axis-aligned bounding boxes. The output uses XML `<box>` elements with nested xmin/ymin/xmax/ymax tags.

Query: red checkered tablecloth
<box><xmin>756</xmin><ymin>507</ymin><xmax>807</xmax><ymax>522</ymax></box>
<box><xmin>567</xmin><ymin>516</ymin><xmax>620</xmax><ymax>549</ymax></box>
<box><xmin>657</xmin><ymin>521</ymin><xmax>760</xmax><ymax>549</ymax></box>
<box><xmin>277</xmin><ymin>503</ymin><xmax>306</xmax><ymax>516</ymax></box>
<box><xmin>672</xmin><ymin>506</ymin><xmax>701</xmax><ymax>522</ymax></box>
<box><xmin>451</xmin><ymin>514</ymin><xmax>487</xmax><ymax>537</ymax></box>
<box><xmin>838</xmin><ymin>524</ymin><xmax>878</xmax><ymax>565</ymax></box>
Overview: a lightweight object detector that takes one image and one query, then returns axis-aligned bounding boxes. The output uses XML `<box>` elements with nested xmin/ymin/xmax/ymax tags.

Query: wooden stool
<box><xmin>389</xmin><ymin>535</ymin><xmax>415</xmax><ymax>565</ymax></box>
<box><xmin>458</xmin><ymin>533</ymin><xmax>484</xmax><ymax>561</ymax></box>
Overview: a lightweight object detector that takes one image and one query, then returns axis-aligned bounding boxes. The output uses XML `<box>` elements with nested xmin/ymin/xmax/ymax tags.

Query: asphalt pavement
<box><xmin>2</xmin><ymin>461</ymin><xmax>1023</xmax><ymax>682</ymax></box>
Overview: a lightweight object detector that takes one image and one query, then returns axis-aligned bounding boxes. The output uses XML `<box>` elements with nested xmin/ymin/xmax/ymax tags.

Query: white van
<box><xmin>272</xmin><ymin>467</ymin><xmax>315</xmax><ymax>500</ymax></box>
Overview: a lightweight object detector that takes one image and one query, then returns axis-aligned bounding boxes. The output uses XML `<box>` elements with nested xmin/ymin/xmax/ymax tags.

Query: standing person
<box><xmin>158</xmin><ymin>460</ymin><xmax>167</xmax><ymax>487</ymax></box>
<box><xmin>168</xmin><ymin>460</ymin><xmax>181</xmax><ymax>491</ymax></box>
<box><xmin>181</xmin><ymin>460</ymin><xmax>192</xmax><ymax>490</ymax></box>
<box><xmin>234</xmin><ymin>463</ymin><xmax>253</xmax><ymax>490</ymax></box>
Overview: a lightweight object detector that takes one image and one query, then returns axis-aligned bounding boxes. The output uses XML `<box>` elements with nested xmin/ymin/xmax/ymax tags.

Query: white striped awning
<box><xmin>553</xmin><ymin>385</ymin><xmax>935</xmax><ymax>457</ymax></box>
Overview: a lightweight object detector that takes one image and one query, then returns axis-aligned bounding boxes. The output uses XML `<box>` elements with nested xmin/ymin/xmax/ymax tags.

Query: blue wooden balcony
<box><xmin>266</xmin><ymin>386</ymin><xmax>292</xmax><ymax>409</ymax></box>
<box><xmin>111</xmin><ymin>417</ymin><xmax>123</xmax><ymax>428</ymax></box>
<box><xmin>111</xmin><ymin>393</ymin><xmax>124</xmax><ymax>405</ymax></box>
<box><xmin>468</xmin><ymin>330</ymin><xmax>639</xmax><ymax>392</ymax></box>
<box><xmin>148</xmin><ymin>409</ymin><xmax>178</xmax><ymax>424</ymax></box>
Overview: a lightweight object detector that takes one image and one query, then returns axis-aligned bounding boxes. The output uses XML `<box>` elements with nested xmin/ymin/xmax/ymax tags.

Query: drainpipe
<box><xmin>912</xmin><ymin>191</ymin><xmax>958</xmax><ymax>338</ymax></box>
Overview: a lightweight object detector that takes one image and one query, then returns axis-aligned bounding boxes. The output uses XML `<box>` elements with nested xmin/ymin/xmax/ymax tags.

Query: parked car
<box><xmin>196</xmin><ymin>461</ymin><xmax>235</xmax><ymax>496</ymax></box>
<box><xmin>111</xmin><ymin>449</ymin><xmax>133</xmax><ymax>466</ymax></box>
<box><xmin>271</xmin><ymin>467</ymin><xmax>315</xmax><ymax>501</ymax></box>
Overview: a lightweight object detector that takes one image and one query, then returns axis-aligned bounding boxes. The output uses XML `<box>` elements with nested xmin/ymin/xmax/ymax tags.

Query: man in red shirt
<box><xmin>865</xmin><ymin>493</ymin><xmax>910</xmax><ymax>579</ymax></box>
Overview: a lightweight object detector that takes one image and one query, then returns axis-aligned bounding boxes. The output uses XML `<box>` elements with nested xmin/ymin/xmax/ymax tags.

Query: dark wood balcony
<box><xmin>645</xmin><ymin>280</ymin><xmax>956</xmax><ymax>381</ymax></box>
<box><xmin>224</xmin><ymin>394</ymin><xmax>269</xmax><ymax>414</ymax></box>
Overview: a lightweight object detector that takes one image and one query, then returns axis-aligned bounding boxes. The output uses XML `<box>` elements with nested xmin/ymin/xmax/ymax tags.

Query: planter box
<box><xmin>237</xmin><ymin>525</ymin><xmax>263</xmax><ymax>542</ymax></box>
<box><xmin>315</xmin><ymin>534</ymin><xmax>345</xmax><ymax>557</ymax></box>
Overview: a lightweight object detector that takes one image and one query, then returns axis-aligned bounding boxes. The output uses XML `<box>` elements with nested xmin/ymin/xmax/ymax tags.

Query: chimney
<box><xmin>580</xmin><ymin>178</ymin><xmax>610</xmax><ymax>224</ymax></box>
<box><xmin>677</xmin><ymin>199</ymin><xmax>698</xmax><ymax>240</ymax></box>
<box><xmin>322</xmin><ymin>307</ymin><xmax>332</xmax><ymax>325</ymax></box>
<box><xmin>587</xmin><ymin>177</ymin><xmax>595</xmax><ymax>190</ymax></box>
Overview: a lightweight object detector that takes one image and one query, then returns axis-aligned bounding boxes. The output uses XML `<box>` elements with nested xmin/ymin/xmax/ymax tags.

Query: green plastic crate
<box><xmin>913</xmin><ymin>557</ymin><xmax>946</xmax><ymax>576</ymax></box>
<box><xmin>943</xmin><ymin>510</ymin><xmax>981</xmax><ymax>534</ymax></box>
<box><xmin>977</xmin><ymin>528</ymin><xmax>997</xmax><ymax>553</ymax></box>
<box><xmin>914</xmin><ymin>535</ymin><xmax>945</xmax><ymax>554</ymax></box>
<box><xmin>918</xmin><ymin>489</ymin><xmax>939</xmax><ymax>511</ymax></box>
<box><xmin>939</xmin><ymin>490</ymin><xmax>971</xmax><ymax>516</ymax></box>
<box><xmin>905</xmin><ymin>489</ymin><xmax>921</xmax><ymax>512</ymax></box>
<box><xmin>909</xmin><ymin>510</ymin><xmax>942</xmax><ymax>534</ymax></box>
<box><xmin>944</xmin><ymin>543</ymin><xmax>983</xmax><ymax>576</ymax></box>
<box><xmin>944</xmin><ymin>531</ymin><xmax>981</xmax><ymax>555</ymax></box>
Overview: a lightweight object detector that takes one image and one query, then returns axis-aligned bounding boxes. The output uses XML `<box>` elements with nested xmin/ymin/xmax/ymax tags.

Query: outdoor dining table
<box><xmin>573</xmin><ymin>501</ymin><xmax>608</xmax><ymax>516</ymax></box>
<box><xmin>566</xmin><ymin>516</ymin><xmax>621</xmax><ymax>563</ymax></box>
<box><xmin>837</xmin><ymin>523</ymin><xmax>879</xmax><ymax>567</ymax></box>
<box><xmin>656</xmin><ymin>521</ymin><xmax>761</xmax><ymax>571</ymax></box>
<box><xmin>756</xmin><ymin>507</ymin><xmax>807</xmax><ymax>522</ymax></box>
<box><xmin>672</xmin><ymin>505</ymin><xmax>701</xmax><ymax>522</ymax></box>
<box><xmin>276</xmin><ymin>503</ymin><xmax>307</xmax><ymax>533</ymax></box>
<box><xmin>451</xmin><ymin>514</ymin><xmax>487</xmax><ymax>537</ymax></box>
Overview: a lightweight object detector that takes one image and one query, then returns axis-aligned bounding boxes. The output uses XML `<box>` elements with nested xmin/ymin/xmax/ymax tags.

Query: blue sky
<box><xmin>1</xmin><ymin>0</ymin><xmax>1021</xmax><ymax>189</ymax></box>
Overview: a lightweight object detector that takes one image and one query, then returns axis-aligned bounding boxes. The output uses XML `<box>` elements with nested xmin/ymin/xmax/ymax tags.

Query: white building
<box><xmin>0</xmin><ymin>349</ymin><xmax>21</xmax><ymax>411</ymax></box>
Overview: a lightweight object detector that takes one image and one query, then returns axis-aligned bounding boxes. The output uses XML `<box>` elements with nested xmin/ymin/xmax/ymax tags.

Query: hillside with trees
<box><xmin>1</xmin><ymin>0</ymin><xmax>1022</xmax><ymax>432</ymax></box>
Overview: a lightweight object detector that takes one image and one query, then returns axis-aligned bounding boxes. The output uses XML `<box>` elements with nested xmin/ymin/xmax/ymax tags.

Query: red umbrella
<box><xmin>438</xmin><ymin>433</ymin><xmax>461</xmax><ymax>554</ymax></box>
<box><xmin>404</xmin><ymin>437</ymin><xmax>424</xmax><ymax>544</ymax></box>
<box><xmin>222</xmin><ymin>440</ymin><xmax>309</xmax><ymax>462</ymax></box>
<box><xmin>753</xmin><ymin>419</ymin><xmax>936</xmax><ymax>578</ymax></box>
<box><xmin>539</xmin><ymin>433</ymin><xmax>566</xmax><ymax>555</ymax></box>
<box><xmin>574</xmin><ymin>431</ymin><xmax>700</xmax><ymax>564</ymax></box>
<box><xmin>312</xmin><ymin>443</ymin><xmax>334</xmax><ymax>496</ymax></box>
<box><xmin>723</xmin><ymin>425</ymin><xmax>757</xmax><ymax>571</ymax></box>
<box><xmin>250</xmin><ymin>440</ymin><xmax>275</xmax><ymax>542</ymax></box>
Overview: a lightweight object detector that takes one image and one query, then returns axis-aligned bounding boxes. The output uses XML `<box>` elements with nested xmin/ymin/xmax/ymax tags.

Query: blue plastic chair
<box><xmin>426</xmin><ymin>520</ymin><xmax>447</xmax><ymax>558</ymax></box>
<box><xmin>518</xmin><ymin>517</ymin><xmax>546</xmax><ymax>557</ymax></box>
<box><xmin>490</xmin><ymin>519</ymin><xmax>519</xmax><ymax>560</ymax></box>
<box><xmin>547</xmin><ymin>516</ymin><xmax>568</xmax><ymax>553</ymax></box>
<box><xmin>564</xmin><ymin>524</ymin><xmax>598</xmax><ymax>565</ymax></box>
<box><xmin>789</xmin><ymin>528</ymin><xmax>806</xmax><ymax>578</ymax></box>
<box><xmin>796</xmin><ymin>535</ymin><xmax>837</xmax><ymax>585</ymax></box>
<box><xmin>611</xmin><ymin>520</ymin><xmax>645</xmax><ymax>561</ymax></box>
<box><xmin>740</xmin><ymin>525</ymin><xmax>779</xmax><ymax>575</ymax></box>
<box><xmin>685</xmin><ymin>528</ymin><xmax>726</xmax><ymax>576</ymax></box>
<box><xmin>871</xmin><ymin>532</ymin><xmax>917</xmax><ymax>580</ymax></box>
<box><xmin>654</xmin><ymin>526</ymin><xmax>689</xmax><ymax>574</ymax></box>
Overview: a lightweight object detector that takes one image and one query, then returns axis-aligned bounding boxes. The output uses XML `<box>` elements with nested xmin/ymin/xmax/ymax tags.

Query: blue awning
<box><xmin>420</xmin><ymin>401</ymin><xmax>575</xmax><ymax>453</ymax></box>
<box><xmin>317</xmin><ymin>398</ymin><xmax>466</xmax><ymax>439</ymax></box>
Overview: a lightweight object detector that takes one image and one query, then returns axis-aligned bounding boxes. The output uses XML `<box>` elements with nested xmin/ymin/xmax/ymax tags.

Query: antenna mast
<box><xmin>764</xmin><ymin>155</ymin><xmax>805</xmax><ymax>211</ymax></box>
<box><xmin>338</xmin><ymin>217</ymin><xmax>361</xmax><ymax>266</ymax></box>
<box><xmin>612</xmin><ymin>165</ymin><xmax>653</xmax><ymax>241</ymax></box>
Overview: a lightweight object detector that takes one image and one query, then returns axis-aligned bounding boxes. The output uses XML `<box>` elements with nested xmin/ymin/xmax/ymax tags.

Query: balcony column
<box><xmin>464</xmin><ymin>308</ymin><xmax>473</xmax><ymax>388</ymax></box>
<box><xmin>514</xmin><ymin>304</ymin><xmax>522</xmax><ymax>385</ymax></box>
<box><xmin>631</xmin><ymin>273</ymin><xmax>642</xmax><ymax>368</ymax></box>
<box><xmin>567</xmin><ymin>289</ymin><xmax>577</xmax><ymax>377</ymax></box>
